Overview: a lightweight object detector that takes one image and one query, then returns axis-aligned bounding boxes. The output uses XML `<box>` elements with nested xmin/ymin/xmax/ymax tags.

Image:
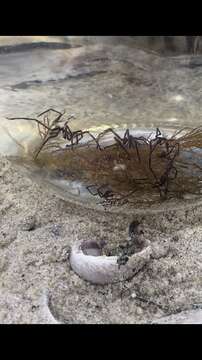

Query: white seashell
<box><xmin>70</xmin><ymin>240</ymin><xmax>152</xmax><ymax>285</ymax></box>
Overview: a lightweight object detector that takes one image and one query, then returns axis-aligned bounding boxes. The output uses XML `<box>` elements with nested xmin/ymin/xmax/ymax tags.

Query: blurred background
<box><xmin>0</xmin><ymin>36</ymin><xmax>201</xmax><ymax>54</ymax></box>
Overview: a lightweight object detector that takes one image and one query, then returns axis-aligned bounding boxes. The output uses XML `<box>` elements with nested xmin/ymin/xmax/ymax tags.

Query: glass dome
<box><xmin>1</xmin><ymin>36</ymin><xmax>202</xmax><ymax>212</ymax></box>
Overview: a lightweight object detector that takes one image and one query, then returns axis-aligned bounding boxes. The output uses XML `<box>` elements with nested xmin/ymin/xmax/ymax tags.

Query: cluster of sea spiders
<box><xmin>7</xmin><ymin>108</ymin><xmax>180</xmax><ymax>206</ymax></box>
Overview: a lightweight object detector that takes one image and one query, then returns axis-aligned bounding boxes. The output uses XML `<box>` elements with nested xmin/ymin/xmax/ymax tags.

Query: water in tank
<box><xmin>0</xmin><ymin>36</ymin><xmax>202</xmax><ymax>212</ymax></box>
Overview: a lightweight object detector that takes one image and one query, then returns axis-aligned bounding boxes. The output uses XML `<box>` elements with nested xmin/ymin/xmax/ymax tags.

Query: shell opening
<box><xmin>81</xmin><ymin>240</ymin><xmax>102</xmax><ymax>256</ymax></box>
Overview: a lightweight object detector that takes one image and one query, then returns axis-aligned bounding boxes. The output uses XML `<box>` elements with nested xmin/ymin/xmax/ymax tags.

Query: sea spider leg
<box><xmin>86</xmin><ymin>185</ymin><xmax>99</xmax><ymax>196</ymax></box>
<box><xmin>81</xmin><ymin>131</ymin><xmax>101</xmax><ymax>149</ymax></box>
<box><xmin>96</xmin><ymin>184</ymin><xmax>114</xmax><ymax>199</ymax></box>
<box><xmin>38</xmin><ymin>108</ymin><xmax>63</xmax><ymax>118</ymax></box>
<box><xmin>130</xmin><ymin>137</ymin><xmax>141</xmax><ymax>162</ymax></box>
<box><xmin>148</xmin><ymin>139</ymin><xmax>162</xmax><ymax>187</ymax></box>
<box><xmin>7</xmin><ymin>117</ymin><xmax>50</xmax><ymax>131</ymax></box>
<box><xmin>34</xmin><ymin>127</ymin><xmax>62</xmax><ymax>159</ymax></box>
<box><xmin>123</xmin><ymin>129</ymin><xmax>130</xmax><ymax>147</ymax></box>
<box><xmin>114</xmin><ymin>137</ymin><xmax>130</xmax><ymax>158</ymax></box>
<box><xmin>38</xmin><ymin>110</ymin><xmax>65</xmax><ymax>130</ymax></box>
<box><xmin>62</xmin><ymin>122</ymin><xmax>73</xmax><ymax>141</ymax></box>
<box><xmin>72</xmin><ymin>131</ymin><xmax>84</xmax><ymax>148</ymax></box>
<box><xmin>97</xmin><ymin>128</ymin><xmax>123</xmax><ymax>148</ymax></box>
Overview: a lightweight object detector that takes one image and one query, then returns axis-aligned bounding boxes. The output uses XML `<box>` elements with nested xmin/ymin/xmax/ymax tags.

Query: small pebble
<box><xmin>171</xmin><ymin>235</ymin><xmax>179</xmax><ymax>242</ymax></box>
<box><xmin>51</xmin><ymin>224</ymin><xmax>62</xmax><ymax>237</ymax></box>
<box><xmin>20</xmin><ymin>215</ymin><xmax>36</xmax><ymax>231</ymax></box>
<box><xmin>128</xmin><ymin>220</ymin><xmax>140</xmax><ymax>238</ymax></box>
<box><xmin>131</xmin><ymin>292</ymin><xmax>136</xmax><ymax>299</ymax></box>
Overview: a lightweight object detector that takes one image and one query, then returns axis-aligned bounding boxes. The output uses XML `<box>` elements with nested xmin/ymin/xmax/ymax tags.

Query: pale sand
<box><xmin>0</xmin><ymin>155</ymin><xmax>201</xmax><ymax>324</ymax></box>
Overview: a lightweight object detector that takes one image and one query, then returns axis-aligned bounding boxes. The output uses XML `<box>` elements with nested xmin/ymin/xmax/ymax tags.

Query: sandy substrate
<box><xmin>0</xmin><ymin>155</ymin><xmax>201</xmax><ymax>324</ymax></box>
